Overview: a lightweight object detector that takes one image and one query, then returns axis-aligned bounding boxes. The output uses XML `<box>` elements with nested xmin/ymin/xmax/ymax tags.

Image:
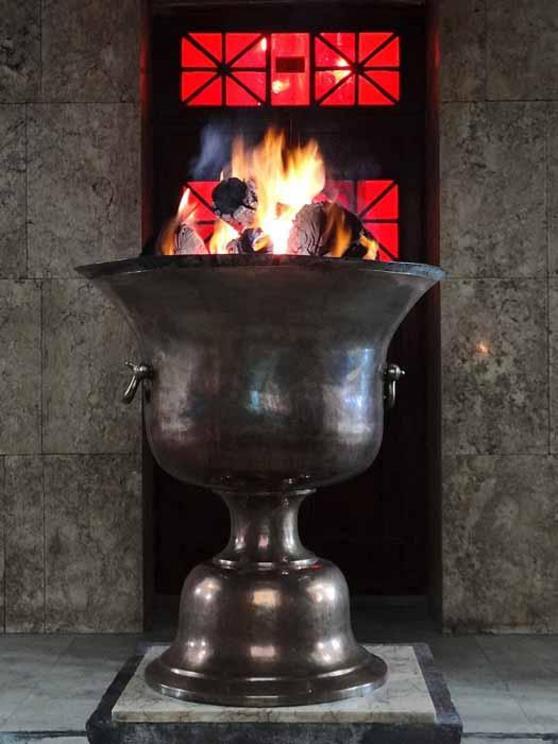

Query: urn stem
<box><xmin>215</xmin><ymin>489</ymin><xmax>316</xmax><ymax>567</ymax></box>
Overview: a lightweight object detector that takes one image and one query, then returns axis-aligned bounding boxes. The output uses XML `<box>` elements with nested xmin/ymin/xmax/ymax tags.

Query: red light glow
<box><xmin>180</xmin><ymin>32</ymin><xmax>400</xmax><ymax>107</ymax></box>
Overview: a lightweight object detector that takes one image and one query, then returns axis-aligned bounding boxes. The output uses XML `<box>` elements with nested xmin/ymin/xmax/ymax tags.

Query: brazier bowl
<box><xmin>77</xmin><ymin>254</ymin><xmax>443</xmax><ymax>707</ymax></box>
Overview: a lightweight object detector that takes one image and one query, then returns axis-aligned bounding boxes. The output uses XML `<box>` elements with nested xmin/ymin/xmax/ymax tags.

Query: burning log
<box><xmin>174</xmin><ymin>223</ymin><xmax>206</xmax><ymax>255</ymax></box>
<box><xmin>149</xmin><ymin>128</ymin><xmax>382</xmax><ymax>262</ymax></box>
<box><xmin>286</xmin><ymin>201</ymin><xmax>364</xmax><ymax>257</ymax></box>
<box><xmin>154</xmin><ymin>189</ymin><xmax>208</xmax><ymax>256</ymax></box>
<box><xmin>343</xmin><ymin>242</ymin><xmax>367</xmax><ymax>259</ymax></box>
<box><xmin>212</xmin><ymin>177</ymin><xmax>258</xmax><ymax>231</ymax></box>
<box><xmin>154</xmin><ymin>216</ymin><xmax>207</xmax><ymax>256</ymax></box>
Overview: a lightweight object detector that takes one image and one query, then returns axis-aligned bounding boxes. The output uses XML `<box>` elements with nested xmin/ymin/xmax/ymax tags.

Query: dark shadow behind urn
<box><xmin>77</xmin><ymin>254</ymin><xmax>443</xmax><ymax>706</ymax></box>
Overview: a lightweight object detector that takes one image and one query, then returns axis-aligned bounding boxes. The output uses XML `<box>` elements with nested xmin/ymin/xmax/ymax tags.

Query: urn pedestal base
<box><xmin>145</xmin><ymin>490</ymin><xmax>387</xmax><ymax>707</ymax></box>
<box><xmin>146</xmin><ymin>647</ymin><xmax>387</xmax><ymax>707</ymax></box>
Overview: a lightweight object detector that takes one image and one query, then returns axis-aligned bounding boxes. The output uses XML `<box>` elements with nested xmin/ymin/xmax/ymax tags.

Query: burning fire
<box><xmin>228</xmin><ymin>128</ymin><xmax>325</xmax><ymax>254</ymax></box>
<box><xmin>157</xmin><ymin>189</ymin><xmax>198</xmax><ymax>256</ymax></box>
<box><xmin>160</xmin><ymin>127</ymin><xmax>379</xmax><ymax>260</ymax></box>
<box><xmin>209</xmin><ymin>215</ymin><xmax>237</xmax><ymax>255</ymax></box>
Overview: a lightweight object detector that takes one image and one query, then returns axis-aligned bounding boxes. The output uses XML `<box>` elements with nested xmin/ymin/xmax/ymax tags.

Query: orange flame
<box><xmin>360</xmin><ymin>233</ymin><xmax>380</xmax><ymax>260</ymax></box>
<box><xmin>211</xmin><ymin>128</ymin><xmax>326</xmax><ymax>254</ymax></box>
<box><xmin>209</xmin><ymin>218</ymin><xmax>238</xmax><ymax>254</ymax></box>
<box><xmin>323</xmin><ymin>203</ymin><xmax>352</xmax><ymax>258</ymax></box>
<box><xmin>157</xmin><ymin>189</ymin><xmax>199</xmax><ymax>256</ymax></box>
<box><xmin>177</xmin><ymin>188</ymin><xmax>196</xmax><ymax>224</ymax></box>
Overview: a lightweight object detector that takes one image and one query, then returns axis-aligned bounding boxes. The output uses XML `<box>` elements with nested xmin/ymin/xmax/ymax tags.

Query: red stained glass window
<box><xmin>181</xmin><ymin>32</ymin><xmax>267</xmax><ymax>106</ymax></box>
<box><xmin>185</xmin><ymin>179</ymin><xmax>399</xmax><ymax>261</ymax></box>
<box><xmin>180</xmin><ymin>32</ymin><xmax>400</xmax><ymax>107</ymax></box>
<box><xmin>315</xmin><ymin>32</ymin><xmax>400</xmax><ymax>106</ymax></box>
<box><xmin>270</xmin><ymin>33</ymin><xmax>310</xmax><ymax>106</ymax></box>
<box><xmin>356</xmin><ymin>179</ymin><xmax>399</xmax><ymax>259</ymax></box>
<box><xmin>184</xmin><ymin>181</ymin><xmax>219</xmax><ymax>239</ymax></box>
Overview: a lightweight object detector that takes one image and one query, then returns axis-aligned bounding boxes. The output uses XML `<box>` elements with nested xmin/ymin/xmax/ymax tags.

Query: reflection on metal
<box><xmin>77</xmin><ymin>255</ymin><xmax>443</xmax><ymax>707</ymax></box>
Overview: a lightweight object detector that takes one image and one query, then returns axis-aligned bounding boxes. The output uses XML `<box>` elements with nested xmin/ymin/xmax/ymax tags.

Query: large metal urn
<box><xmin>77</xmin><ymin>254</ymin><xmax>443</xmax><ymax>707</ymax></box>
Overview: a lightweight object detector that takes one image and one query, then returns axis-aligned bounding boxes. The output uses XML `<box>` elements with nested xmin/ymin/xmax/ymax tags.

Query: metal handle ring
<box><xmin>384</xmin><ymin>363</ymin><xmax>405</xmax><ymax>409</ymax></box>
<box><xmin>122</xmin><ymin>361</ymin><xmax>153</xmax><ymax>404</ymax></box>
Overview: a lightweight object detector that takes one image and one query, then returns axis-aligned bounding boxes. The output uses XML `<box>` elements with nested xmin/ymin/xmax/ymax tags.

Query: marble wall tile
<box><xmin>0</xmin><ymin>105</ymin><xmax>26</xmax><ymax>277</ymax></box>
<box><xmin>440</xmin><ymin>103</ymin><xmax>546</xmax><ymax>278</ymax></box>
<box><xmin>443</xmin><ymin>455</ymin><xmax>558</xmax><ymax>632</ymax></box>
<box><xmin>41</xmin><ymin>0</ymin><xmax>140</xmax><ymax>103</ymax></box>
<box><xmin>42</xmin><ymin>279</ymin><xmax>140</xmax><ymax>454</ymax></box>
<box><xmin>0</xmin><ymin>457</ymin><xmax>4</xmax><ymax>631</ymax></box>
<box><xmin>549</xmin><ymin>105</ymin><xmax>558</xmax><ymax>275</ymax></box>
<box><xmin>0</xmin><ymin>280</ymin><xmax>41</xmax><ymax>454</ymax></box>
<box><xmin>4</xmin><ymin>456</ymin><xmax>45</xmax><ymax>632</ymax></box>
<box><xmin>44</xmin><ymin>455</ymin><xmax>142</xmax><ymax>632</ymax></box>
<box><xmin>548</xmin><ymin>279</ymin><xmax>558</xmax><ymax>453</ymax></box>
<box><xmin>487</xmin><ymin>0</ymin><xmax>558</xmax><ymax>101</ymax></box>
<box><xmin>27</xmin><ymin>104</ymin><xmax>140</xmax><ymax>278</ymax></box>
<box><xmin>0</xmin><ymin>0</ymin><xmax>40</xmax><ymax>102</ymax></box>
<box><xmin>441</xmin><ymin>279</ymin><xmax>547</xmax><ymax>455</ymax></box>
<box><xmin>440</xmin><ymin>0</ymin><xmax>486</xmax><ymax>102</ymax></box>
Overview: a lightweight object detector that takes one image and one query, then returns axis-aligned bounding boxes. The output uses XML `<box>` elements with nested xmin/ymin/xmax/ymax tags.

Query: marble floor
<box><xmin>0</xmin><ymin>600</ymin><xmax>557</xmax><ymax>743</ymax></box>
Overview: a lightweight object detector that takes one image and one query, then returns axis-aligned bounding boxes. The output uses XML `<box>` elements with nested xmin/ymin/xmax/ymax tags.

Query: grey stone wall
<box><xmin>0</xmin><ymin>0</ymin><xmax>143</xmax><ymax>632</ymax></box>
<box><xmin>440</xmin><ymin>0</ymin><xmax>558</xmax><ymax>631</ymax></box>
<box><xmin>1</xmin><ymin>0</ymin><xmax>556</xmax><ymax>634</ymax></box>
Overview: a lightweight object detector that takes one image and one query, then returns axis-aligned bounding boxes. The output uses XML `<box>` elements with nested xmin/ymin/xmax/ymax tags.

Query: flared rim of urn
<box><xmin>75</xmin><ymin>253</ymin><xmax>445</xmax><ymax>282</ymax></box>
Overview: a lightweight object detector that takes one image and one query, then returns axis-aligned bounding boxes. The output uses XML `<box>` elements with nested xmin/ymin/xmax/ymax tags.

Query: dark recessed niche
<box><xmin>147</xmin><ymin>0</ymin><xmax>432</xmax><ymax>603</ymax></box>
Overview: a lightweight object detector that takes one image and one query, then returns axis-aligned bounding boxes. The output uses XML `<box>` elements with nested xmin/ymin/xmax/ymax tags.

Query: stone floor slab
<box><xmin>113</xmin><ymin>644</ymin><xmax>435</xmax><ymax>724</ymax></box>
<box><xmin>87</xmin><ymin>644</ymin><xmax>461</xmax><ymax>744</ymax></box>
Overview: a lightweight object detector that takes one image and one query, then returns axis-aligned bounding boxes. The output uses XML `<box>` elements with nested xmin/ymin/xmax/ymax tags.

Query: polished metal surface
<box><xmin>147</xmin><ymin>488</ymin><xmax>388</xmax><ymax>705</ymax></box>
<box><xmin>77</xmin><ymin>254</ymin><xmax>443</xmax><ymax>707</ymax></box>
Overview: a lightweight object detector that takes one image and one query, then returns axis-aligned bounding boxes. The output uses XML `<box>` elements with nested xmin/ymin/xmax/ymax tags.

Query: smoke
<box><xmin>189</xmin><ymin>123</ymin><xmax>381</xmax><ymax>183</ymax></box>
<box><xmin>189</xmin><ymin>124</ymin><xmax>233</xmax><ymax>179</ymax></box>
<box><xmin>321</xmin><ymin>142</ymin><xmax>381</xmax><ymax>182</ymax></box>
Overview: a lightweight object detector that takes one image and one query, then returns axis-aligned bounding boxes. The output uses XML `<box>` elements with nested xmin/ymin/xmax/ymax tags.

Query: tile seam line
<box><xmin>24</xmin><ymin>104</ymin><xmax>29</xmax><ymax>279</ymax></box>
<box><xmin>1</xmin><ymin>457</ymin><xmax>4</xmax><ymax>633</ymax></box>
<box><xmin>473</xmin><ymin>638</ymin><xmax>538</xmax><ymax>729</ymax></box>
<box><xmin>38</xmin><ymin>0</ymin><xmax>43</xmax><ymax>101</ymax></box>
<box><xmin>26</xmin><ymin>100</ymin><xmax>139</xmax><ymax>106</ymax></box>
<box><xmin>0</xmin><ymin>453</ymin><xmax>141</xmax><ymax>457</ymax></box>
<box><xmin>0</xmin><ymin>729</ymin><xmax>85</xmax><ymax>739</ymax></box>
<box><xmin>2</xmin><ymin>453</ymin><xmax>554</xmax><ymax>458</ymax></box>
<box><xmin>482</xmin><ymin>0</ymin><xmax>487</xmax><ymax>103</ymax></box>
<box><xmin>441</xmin><ymin>99</ymin><xmax>558</xmax><ymax>104</ymax></box>
<box><xmin>463</xmin><ymin>734</ymin><xmax>558</xmax><ymax>740</ymax></box>
<box><xmin>545</xmin><ymin>105</ymin><xmax>552</xmax><ymax>455</ymax></box>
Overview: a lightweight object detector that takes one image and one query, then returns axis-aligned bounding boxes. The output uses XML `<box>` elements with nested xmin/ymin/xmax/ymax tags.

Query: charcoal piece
<box><xmin>287</xmin><ymin>203</ymin><xmax>326</xmax><ymax>256</ymax></box>
<box><xmin>224</xmin><ymin>237</ymin><xmax>241</xmax><ymax>255</ymax></box>
<box><xmin>212</xmin><ymin>178</ymin><xmax>258</xmax><ymax>230</ymax></box>
<box><xmin>225</xmin><ymin>227</ymin><xmax>270</xmax><ymax>255</ymax></box>
<box><xmin>343</xmin><ymin>243</ymin><xmax>367</xmax><ymax>259</ymax></box>
<box><xmin>287</xmin><ymin>202</ymin><xmax>363</xmax><ymax>256</ymax></box>
<box><xmin>174</xmin><ymin>223</ymin><xmax>207</xmax><ymax>255</ymax></box>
